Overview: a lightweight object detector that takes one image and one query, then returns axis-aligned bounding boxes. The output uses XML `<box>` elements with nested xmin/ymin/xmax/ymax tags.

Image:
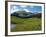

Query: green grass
<box><xmin>11</xmin><ymin>16</ymin><xmax>42</xmax><ymax>32</ymax></box>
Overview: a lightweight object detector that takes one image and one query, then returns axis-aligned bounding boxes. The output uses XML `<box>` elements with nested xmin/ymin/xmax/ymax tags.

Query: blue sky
<box><xmin>10</xmin><ymin>5</ymin><xmax>42</xmax><ymax>13</ymax></box>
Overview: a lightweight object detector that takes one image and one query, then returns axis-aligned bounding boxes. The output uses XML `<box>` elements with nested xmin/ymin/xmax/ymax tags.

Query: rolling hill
<box><xmin>11</xmin><ymin>10</ymin><xmax>41</xmax><ymax>18</ymax></box>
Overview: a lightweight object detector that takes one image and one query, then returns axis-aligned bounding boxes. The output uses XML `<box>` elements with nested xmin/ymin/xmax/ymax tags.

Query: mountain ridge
<box><xmin>11</xmin><ymin>10</ymin><xmax>41</xmax><ymax>18</ymax></box>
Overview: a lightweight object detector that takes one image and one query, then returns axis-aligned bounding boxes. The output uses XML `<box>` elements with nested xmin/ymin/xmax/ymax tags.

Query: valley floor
<box><xmin>11</xmin><ymin>16</ymin><xmax>42</xmax><ymax>32</ymax></box>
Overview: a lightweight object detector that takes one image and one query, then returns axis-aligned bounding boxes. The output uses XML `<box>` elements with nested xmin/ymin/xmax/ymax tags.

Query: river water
<box><xmin>11</xmin><ymin>24</ymin><xmax>16</xmax><ymax>29</ymax></box>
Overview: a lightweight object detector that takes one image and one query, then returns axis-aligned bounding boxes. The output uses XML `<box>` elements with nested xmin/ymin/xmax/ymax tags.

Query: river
<box><xmin>11</xmin><ymin>24</ymin><xmax>16</xmax><ymax>29</ymax></box>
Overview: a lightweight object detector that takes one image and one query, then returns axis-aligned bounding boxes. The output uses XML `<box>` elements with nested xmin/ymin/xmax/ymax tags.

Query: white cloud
<box><xmin>12</xmin><ymin>6</ymin><xmax>16</xmax><ymax>9</ymax></box>
<box><xmin>11</xmin><ymin>6</ymin><xmax>19</xmax><ymax>14</ymax></box>
<box><xmin>24</xmin><ymin>9</ymin><xmax>31</xmax><ymax>12</ymax></box>
<box><xmin>12</xmin><ymin>6</ymin><xmax>18</xmax><ymax>10</ymax></box>
<box><xmin>11</xmin><ymin>9</ymin><xmax>20</xmax><ymax>14</ymax></box>
<box><xmin>20</xmin><ymin>5</ymin><xmax>27</xmax><ymax>8</ymax></box>
<box><xmin>30</xmin><ymin>6</ymin><xmax>34</xmax><ymax>8</ymax></box>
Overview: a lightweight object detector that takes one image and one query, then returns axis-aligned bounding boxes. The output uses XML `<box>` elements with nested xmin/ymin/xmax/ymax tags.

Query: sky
<box><xmin>10</xmin><ymin>5</ymin><xmax>42</xmax><ymax>14</ymax></box>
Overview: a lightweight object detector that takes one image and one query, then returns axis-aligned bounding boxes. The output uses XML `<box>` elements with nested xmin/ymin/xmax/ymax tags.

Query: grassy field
<box><xmin>11</xmin><ymin>16</ymin><xmax>42</xmax><ymax>32</ymax></box>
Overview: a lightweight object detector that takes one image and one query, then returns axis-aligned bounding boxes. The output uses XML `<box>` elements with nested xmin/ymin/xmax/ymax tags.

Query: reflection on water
<box><xmin>11</xmin><ymin>24</ymin><xmax>16</xmax><ymax>29</ymax></box>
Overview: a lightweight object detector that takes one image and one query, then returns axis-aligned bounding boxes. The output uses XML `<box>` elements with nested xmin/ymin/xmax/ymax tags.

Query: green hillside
<box><xmin>11</xmin><ymin>16</ymin><xmax>42</xmax><ymax>32</ymax></box>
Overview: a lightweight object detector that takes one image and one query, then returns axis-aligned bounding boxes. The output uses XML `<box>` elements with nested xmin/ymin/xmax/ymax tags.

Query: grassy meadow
<box><xmin>11</xmin><ymin>16</ymin><xmax>42</xmax><ymax>32</ymax></box>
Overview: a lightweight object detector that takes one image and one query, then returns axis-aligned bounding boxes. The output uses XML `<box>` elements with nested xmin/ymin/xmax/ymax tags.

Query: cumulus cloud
<box><xmin>11</xmin><ymin>9</ymin><xmax>20</xmax><ymax>13</ymax></box>
<box><xmin>30</xmin><ymin>6</ymin><xmax>34</xmax><ymax>8</ymax></box>
<box><xmin>20</xmin><ymin>5</ymin><xmax>27</xmax><ymax>8</ymax></box>
<box><xmin>11</xmin><ymin>6</ymin><xmax>19</xmax><ymax>13</ymax></box>
<box><xmin>11</xmin><ymin>5</ymin><xmax>41</xmax><ymax>14</ymax></box>
<box><xmin>24</xmin><ymin>9</ymin><xmax>30</xmax><ymax>12</ymax></box>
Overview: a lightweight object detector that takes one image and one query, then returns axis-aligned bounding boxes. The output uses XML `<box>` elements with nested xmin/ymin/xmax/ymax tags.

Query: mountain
<box><xmin>32</xmin><ymin>13</ymin><xmax>41</xmax><ymax>18</ymax></box>
<box><xmin>11</xmin><ymin>10</ymin><xmax>41</xmax><ymax>18</ymax></box>
<box><xmin>11</xmin><ymin>10</ymin><xmax>33</xmax><ymax>18</ymax></box>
